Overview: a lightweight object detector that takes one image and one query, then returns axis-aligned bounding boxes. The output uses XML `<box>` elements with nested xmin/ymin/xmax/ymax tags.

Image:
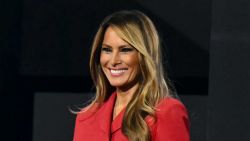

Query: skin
<box><xmin>100</xmin><ymin>26</ymin><xmax>140</xmax><ymax>119</ymax></box>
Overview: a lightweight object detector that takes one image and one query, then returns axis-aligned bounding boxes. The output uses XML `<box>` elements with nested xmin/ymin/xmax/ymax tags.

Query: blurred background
<box><xmin>1</xmin><ymin>0</ymin><xmax>249</xmax><ymax>141</ymax></box>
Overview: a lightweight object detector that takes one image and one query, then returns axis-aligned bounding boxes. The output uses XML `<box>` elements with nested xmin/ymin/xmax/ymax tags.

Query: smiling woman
<box><xmin>73</xmin><ymin>10</ymin><xmax>190</xmax><ymax>141</ymax></box>
<box><xmin>101</xmin><ymin>27</ymin><xmax>139</xmax><ymax>90</ymax></box>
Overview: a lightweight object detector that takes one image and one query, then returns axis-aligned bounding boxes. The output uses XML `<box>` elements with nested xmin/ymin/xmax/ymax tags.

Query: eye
<box><xmin>120</xmin><ymin>47</ymin><xmax>134</xmax><ymax>52</ymax></box>
<box><xmin>101</xmin><ymin>47</ymin><xmax>112</xmax><ymax>53</ymax></box>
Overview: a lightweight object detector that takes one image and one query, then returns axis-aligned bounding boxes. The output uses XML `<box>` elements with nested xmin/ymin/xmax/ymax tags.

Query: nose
<box><xmin>110</xmin><ymin>51</ymin><xmax>121</xmax><ymax>66</ymax></box>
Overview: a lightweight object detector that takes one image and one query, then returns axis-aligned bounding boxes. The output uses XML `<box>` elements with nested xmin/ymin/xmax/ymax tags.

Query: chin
<box><xmin>109</xmin><ymin>82</ymin><xmax>125</xmax><ymax>87</ymax></box>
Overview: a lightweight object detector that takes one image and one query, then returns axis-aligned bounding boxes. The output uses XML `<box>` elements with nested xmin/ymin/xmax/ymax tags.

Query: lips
<box><xmin>109</xmin><ymin>68</ymin><xmax>128</xmax><ymax>76</ymax></box>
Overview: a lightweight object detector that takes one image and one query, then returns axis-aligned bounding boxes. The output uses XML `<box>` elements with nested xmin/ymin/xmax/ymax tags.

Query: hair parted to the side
<box><xmin>88</xmin><ymin>10</ymin><xmax>175</xmax><ymax>141</ymax></box>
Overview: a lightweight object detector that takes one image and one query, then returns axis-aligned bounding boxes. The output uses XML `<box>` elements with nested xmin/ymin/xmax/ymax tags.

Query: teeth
<box><xmin>110</xmin><ymin>69</ymin><xmax>126</xmax><ymax>74</ymax></box>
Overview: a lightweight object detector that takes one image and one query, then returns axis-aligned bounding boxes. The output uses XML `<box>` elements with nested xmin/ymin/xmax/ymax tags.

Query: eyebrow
<box><xmin>101</xmin><ymin>44</ymin><xmax>132</xmax><ymax>48</ymax></box>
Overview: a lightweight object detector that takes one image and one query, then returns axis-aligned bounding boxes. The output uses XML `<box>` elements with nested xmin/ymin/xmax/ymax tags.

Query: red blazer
<box><xmin>73</xmin><ymin>92</ymin><xmax>190</xmax><ymax>141</ymax></box>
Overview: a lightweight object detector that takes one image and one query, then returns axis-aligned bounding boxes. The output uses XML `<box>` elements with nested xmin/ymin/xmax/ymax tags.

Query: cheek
<box><xmin>100</xmin><ymin>53</ymin><xmax>108</xmax><ymax>67</ymax></box>
<box><xmin>126</xmin><ymin>54</ymin><xmax>140</xmax><ymax>72</ymax></box>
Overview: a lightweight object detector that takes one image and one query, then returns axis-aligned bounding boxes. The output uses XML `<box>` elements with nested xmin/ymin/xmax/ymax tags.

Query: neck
<box><xmin>115</xmin><ymin>83</ymin><xmax>139</xmax><ymax>108</ymax></box>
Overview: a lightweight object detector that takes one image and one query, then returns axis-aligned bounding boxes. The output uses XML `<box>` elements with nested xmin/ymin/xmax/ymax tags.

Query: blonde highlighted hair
<box><xmin>88</xmin><ymin>10</ymin><xmax>174</xmax><ymax>141</ymax></box>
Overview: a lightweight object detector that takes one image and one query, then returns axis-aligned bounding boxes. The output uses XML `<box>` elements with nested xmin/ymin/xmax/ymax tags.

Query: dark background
<box><xmin>1</xmin><ymin>0</ymin><xmax>249</xmax><ymax>141</ymax></box>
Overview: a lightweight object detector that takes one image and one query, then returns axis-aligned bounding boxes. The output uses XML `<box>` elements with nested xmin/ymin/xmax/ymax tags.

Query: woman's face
<box><xmin>100</xmin><ymin>27</ymin><xmax>140</xmax><ymax>90</ymax></box>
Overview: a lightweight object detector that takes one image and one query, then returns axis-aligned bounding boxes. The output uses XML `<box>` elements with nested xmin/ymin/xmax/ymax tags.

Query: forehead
<box><xmin>102</xmin><ymin>27</ymin><xmax>130</xmax><ymax>47</ymax></box>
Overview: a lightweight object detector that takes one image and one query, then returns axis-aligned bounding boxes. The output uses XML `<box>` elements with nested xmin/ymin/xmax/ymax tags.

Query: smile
<box><xmin>110</xmin><ymin>69</ymin><xmax>127</xmax><ymax>76</ymax></box>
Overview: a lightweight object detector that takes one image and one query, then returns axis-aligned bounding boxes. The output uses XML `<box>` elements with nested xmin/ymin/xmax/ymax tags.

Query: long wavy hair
<box><xmin>88</xmin><ymin>10</ymin><xmax>174</xmax><ymax>141</ymax></box>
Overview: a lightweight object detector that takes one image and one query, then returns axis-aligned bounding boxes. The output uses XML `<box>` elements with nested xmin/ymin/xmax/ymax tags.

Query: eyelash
<box><xmin>121</xmin><ymin>48</ymin><xmax>134</xmax><ymax>52</ymax></box>
<box><xmin>101</xmin><ymin>47</ymin><xmax>112</xmax><ymax>52</ymax></box>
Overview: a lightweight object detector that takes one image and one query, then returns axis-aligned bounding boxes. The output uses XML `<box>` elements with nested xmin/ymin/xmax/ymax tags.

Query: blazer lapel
<box><xmin>96</xmin><ymin>92</ymin><xmax>117</xmax><ymax>137</ymax></box>
<box><xmin>111</xmin><ymin>107</ymin><xmax>125</xmax><ymax>134</ymax></box>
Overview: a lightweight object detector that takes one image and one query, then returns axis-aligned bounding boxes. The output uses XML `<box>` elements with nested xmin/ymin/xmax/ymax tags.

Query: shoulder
<box><xmin>155</xmin><ymin>97</ymin><xmax>189</xmax><ymax>119</ymax></box>
<box><xmin>156</xmin><ymin>97</ymin><xmax>187</xmax><ymax>113</ymax></box>
<box><xmin>146</xmin><ymin>97</ymin><xmax>189</xmax><ymax>125</ymax></box>
<box><xmin>76</xmin><ymin>92</ymin><xmax>116</xmax><ymax>121</ymax></box>
<box><xmin>146</xmin><ymin>97</ymin><xmax>190</xmax><ymax>140</ymax></box>
<box><xmin>76</xmin><ymin>103</ymin><xmax>100</xmax><ymax>121</ymax></box>
<box><xmin>147</xmin><ymin>97</ymin><xmax>190</xmax><ymax>141</ymax></box>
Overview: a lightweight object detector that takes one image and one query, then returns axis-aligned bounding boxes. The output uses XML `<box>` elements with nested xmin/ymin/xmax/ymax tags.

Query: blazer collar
<box><xmin>96</xmin><ymin>92</ymin><xmax>117</xmax><ymax>134</ymax></box>
<box><xmin>111</xmin><ymin>107</ymin><xmax>125</xmax><ymax>133</ymax></box>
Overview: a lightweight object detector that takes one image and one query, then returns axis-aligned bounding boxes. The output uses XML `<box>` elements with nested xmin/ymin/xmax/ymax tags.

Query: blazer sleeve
<box><xmin>152</xmin><ymin>99</ymin><xmax>190</xmax><ymax>141</ymax></box>
<box><xmin>73</xmin><ymin>115</ymin><xmax>80</xmax><ymax>141</ymax></box>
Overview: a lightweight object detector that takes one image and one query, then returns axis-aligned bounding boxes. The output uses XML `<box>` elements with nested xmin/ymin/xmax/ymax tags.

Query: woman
<box><xmin>73</xmin><ymin>10</ymin><xmax>190</xmax><ymax>141</ymax></box>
